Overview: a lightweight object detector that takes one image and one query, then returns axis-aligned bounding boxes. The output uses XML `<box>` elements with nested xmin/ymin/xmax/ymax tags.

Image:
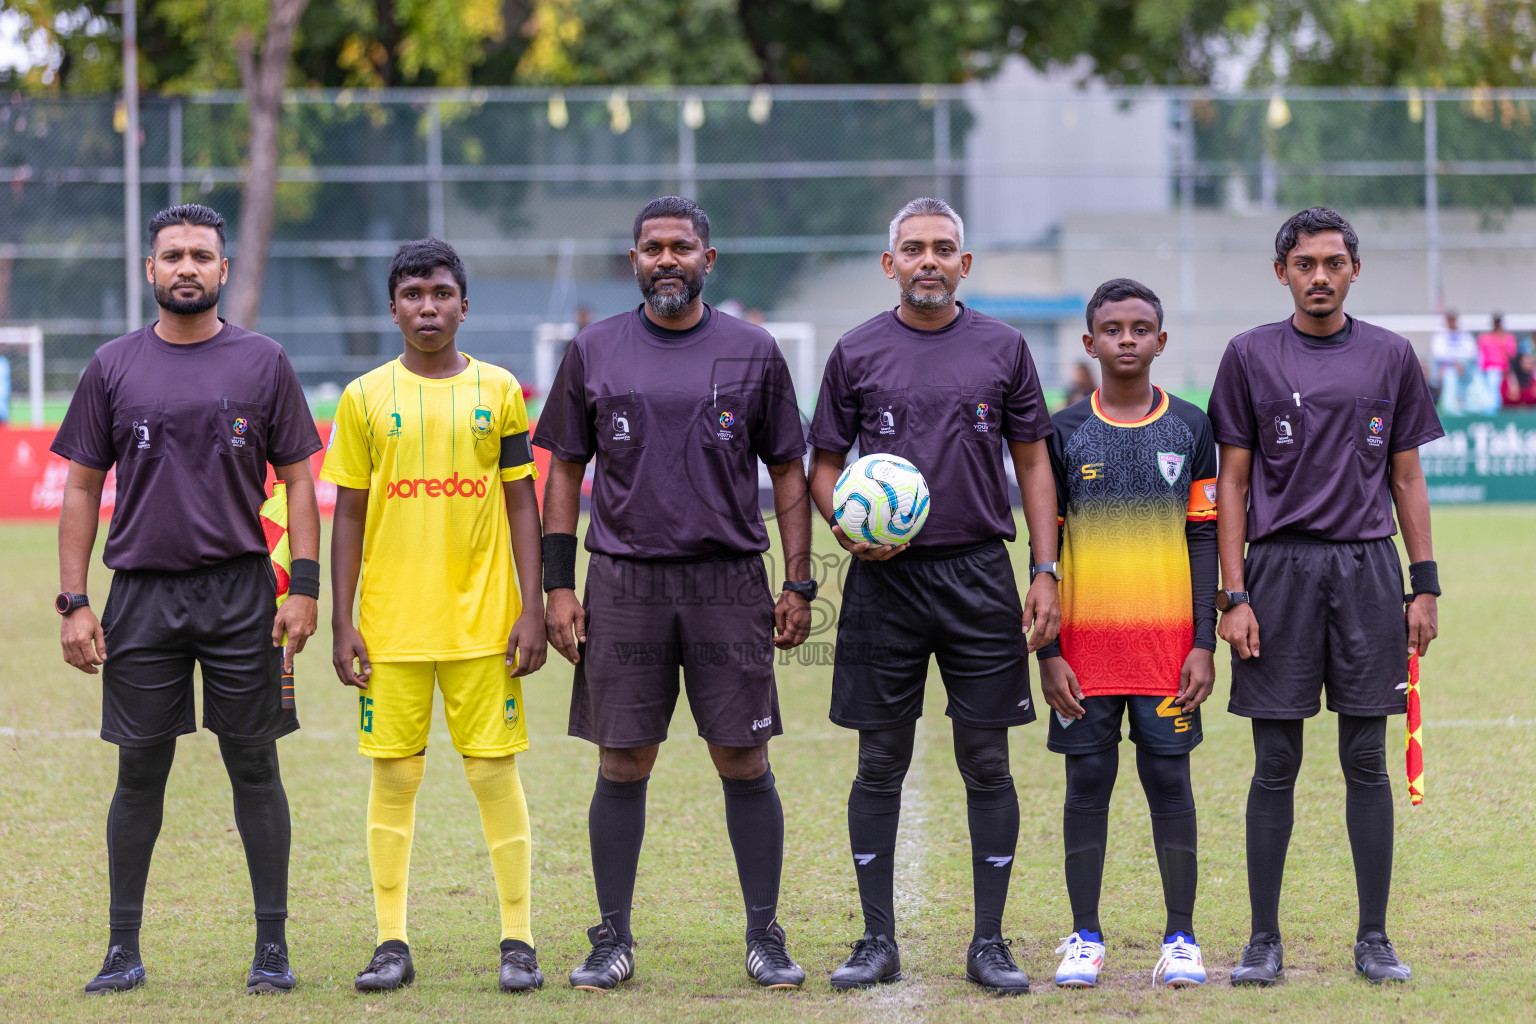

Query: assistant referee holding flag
<box><xmin>1209</xmin><ymin>207</ymin><xmax>1443</xmax><ymax>986</ymax></box>
<box><xmin>53</xmin><ymin>204</ymin><xmax>324</xmax><ymax>995</ymax></box>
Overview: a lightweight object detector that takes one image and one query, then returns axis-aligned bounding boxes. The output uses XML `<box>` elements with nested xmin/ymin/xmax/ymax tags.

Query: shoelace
<box><xmin>844</xmin><ymin>937</ymin><xmax>891</xmax><ymax>968</ymax></box>
<box><xmin>1055</xmin><ymin>934</ymin><xmax>1099</xmax><ymax>961</ymax></box>
<box><xmin>364</xmin><ymin>950</ymin><xmax>407</xmax><ymax>972</ymax></box>
<box><xmin>579</xmin><ymin>938</ymin><xmax>628</xmax><ymax>972</ymax></box>
<box><xmin>1152</xmin><ymin>939</ymin><xmax>1199</xmax><ymax>983</ymax></box>
<box><xmin>1238</xmin><ymin>941</ymin><xmax>1278</xmax><ymax>968</ymax></box>
<box><xmin>971</xmin><ymin>938</ymin><xmax>1016</xmax><ymax>970</ymax></box>
<box><xmin>101</xmin><ymin>948</ymin><xmax>139</xmax><ymax>974</ymax></box>
<box><xmin>1359</xmin><ymin>939</ymin><xmax>1401</xmax><ymax>968</ymax></box>
<box><xmin>252</xmin><ymin>942</ymin><xmax>288</xmax><ymax>975</ymax></box>
<box><xmin>502</xmin><ymin>950</ymin><xmax>538</xmax><ymax>971</ymax></box>
<box><xmin>750</xmin><ymin>934</ymin><xmax>796</xmax><ymax>970</ymax></box>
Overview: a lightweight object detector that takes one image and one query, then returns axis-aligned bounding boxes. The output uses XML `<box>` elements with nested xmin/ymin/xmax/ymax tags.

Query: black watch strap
<box><xmin>55</xmin><ymin>592</ymin><xmax>89</xmax><ymax>615</ymax></box>
<box><xmin>782</xmin><ymin>579</ymin><xmax>817</xmax><ymax>602</ymax></box>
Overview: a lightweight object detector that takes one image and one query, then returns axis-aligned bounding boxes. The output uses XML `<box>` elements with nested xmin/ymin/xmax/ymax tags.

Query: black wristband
<box><xmin>543</xmin><ymin>533</ymin><xmax>578</xmax><ymax>592</ymax></box>
<box><xmin>1408</xmin><ymin>560</ymin><xmax>1441</xmax><ymax>597</ymax></box>
<box><xmin>288</xmin><ymin>558</ymin><xmax>321</xmax><ymax>599</ymax></box>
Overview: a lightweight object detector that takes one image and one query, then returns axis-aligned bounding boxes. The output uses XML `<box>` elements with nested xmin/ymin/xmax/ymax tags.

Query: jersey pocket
<box><xmin>115</xmin><ymin>402</ymin><xmax>166</xmax><ymax>461</ymax></box>
<box><xmin>1352</xmin><ymin>398</ymin><xmax>1394</xmax><ymax>457</ymax></box>
<box><xmin>595</xmin><ymin>394</ymin><xmax>645</xmax><ymax>452</ymax></box>
<box><xmin>1256</xmin><ymin>398</ymin><xmax>1305</xmax><ymax>458</ymax></box>
<box><xmin>862</xmin><ymin>389</ymin><xmax>907</xmax><ymax>446</ymax></box>
<box><xmin>701</xmin><ymin>393</ymin><xmax>749</xmax><ymax>452</ymax></box>
<box><xmin>961</xmin><ymin>388</ymin><xmax>1005</xmax><ymax>442</ymax></box>
<box><xmin>218</xmin><ymin>399</ymin><xmax>265</xmax><ymax>458</ymax></box>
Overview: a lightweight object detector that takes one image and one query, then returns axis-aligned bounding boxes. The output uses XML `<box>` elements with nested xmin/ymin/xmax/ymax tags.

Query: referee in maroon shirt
<box><xmin>52</xmin><ymin>205</ymin><xmax>323</xmax><ymax>995</ymax></box>
<box><xmin>1208</xmin><ymin>207</ymin><xmax>1443</xmax><ymax>986</ymax></box>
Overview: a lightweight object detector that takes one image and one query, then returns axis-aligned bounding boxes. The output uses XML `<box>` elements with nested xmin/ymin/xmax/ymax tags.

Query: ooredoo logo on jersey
<box><xmin>385</xmin><ymin>471</ymin><xmax>490</xmax><ymax>499</ymax></box>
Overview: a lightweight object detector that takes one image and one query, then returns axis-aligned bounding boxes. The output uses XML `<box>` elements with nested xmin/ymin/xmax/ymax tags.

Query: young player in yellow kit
<box><xmin>324</xmin><ymin>239</ymin><xmax>547</xmax><ymax>993</ymax></box>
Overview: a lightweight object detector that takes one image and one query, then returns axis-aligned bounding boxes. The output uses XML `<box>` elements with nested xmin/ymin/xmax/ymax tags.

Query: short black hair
<box><xmin>387</xmin><ymin>238</ymin><xmax>468</xmax><ymax>300</ymax></box>
<box><xmin>633</xmin><ymin>196</ymin><xmax>710</xmax><ymax>247</ymax></box>
<box><xmin>1086</xmin><ymin>277</ymin><xmax>1164</xmax><ymax>332</ymax></box>
<box><xmin>1275</xmin><ymin>206</ymin><xmax>1360</xmax><ymax>264</ymax></box>
<box><xmin>148</xmin><ymin>204</ymin><xmax>226</xmax><ymax>254</ymax></box>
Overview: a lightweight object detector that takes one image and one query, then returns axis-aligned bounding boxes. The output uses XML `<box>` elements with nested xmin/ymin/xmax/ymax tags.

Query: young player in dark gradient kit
<box><xmin>1209</xmin><ymin>208</ymin><xmax>1443</xmax><ymax>986</ymax></box>
<box><xmin>52</xmin><ymin>204</ymin><xmax>323</xmax><ymax>995</ymax></box>
<box><xmin>1039</xmin><ymin>280</ymin><xmax>1217</xmax><ymax>990</ymax></box>
<box><xmin>535</xmin><ymin>197</ymin><xmax>816</xmax><ymax>991</ymax></box>
<box><xmin>808</xmin><ymin>198</ymin><xmax>1061</xmax><ymax>995</ymax></box>
<box><xmin>325</xmin><ymin>240</ymin><xmax>548</xmax><ymax>993</ymax></box>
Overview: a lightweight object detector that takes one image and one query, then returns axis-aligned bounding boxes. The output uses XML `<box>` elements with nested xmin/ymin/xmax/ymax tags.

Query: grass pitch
<box><xmin>2</xmin><ymin>506</ymin><xmax>1533</xmax><ymax>1023</ymax></box>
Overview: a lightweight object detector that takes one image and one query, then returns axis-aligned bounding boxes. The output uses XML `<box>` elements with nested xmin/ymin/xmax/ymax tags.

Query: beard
<box><xmin>639</xmin><ymin>266</ymin><xmax>704</xmax><ymax>319</ymax></box>
<box><xmin>902</xmin><ymin>274</ymin><xmax>953</xmax><ymax>310</ymax></box>
<box><xmin>155</xmin><ymin>278</ymin><xmax>221</xmax><ymax>316</ymax></box>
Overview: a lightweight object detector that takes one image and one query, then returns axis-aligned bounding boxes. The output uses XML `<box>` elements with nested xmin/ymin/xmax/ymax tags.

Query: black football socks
<box><xmin>953</xmin><ymin>724</ymin><xmax>1019</xmax><ymax>941</ymax></box>
<box><xmin>1138</xmin><ymin>749</ymin><xmax>1198</xmax><ymax>939</ymax></box>
<box><xmin>589</xmin><ymin>773</ymin><xmax>648</xmax><ymax>944</ymax></box>
<box><xmin>720</xmin><ymin>769</ymin><xmax>784</xmax><ymax>941</ymax></box>
<box><xmin>218</xmin><ymin>738</ymin><xmax>291</xmax><ymax>953</ymax></box>
<box><xmin>106</xmin><ymin>739</ymin><xmax>178</xmax><ymax>952</ymax></box>
<box><xmin>1338</xmin><ymin>715</ymin><xmax>1393</xmax><ymax>940</ymax></box>
<box><xmin>1246</xmin><ymin>718</ymin><xmax>1304</xmax><ymax>937</ymax></box>
<box><xmin>847</xmin><ymin>781</ymin><xmax>901</xmax><ymax>940</ymax></box>
<box><xmin>1062</xmin><ymin>749</ymin><xmax>1117</xmax><ymax>935</ymax></box>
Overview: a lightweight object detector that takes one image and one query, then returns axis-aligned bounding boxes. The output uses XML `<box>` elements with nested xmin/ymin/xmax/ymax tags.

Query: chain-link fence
<box><xmin>7</xmin><ymin>84</ymin><xmax>1536</xmax><ymax>403</ymax></box>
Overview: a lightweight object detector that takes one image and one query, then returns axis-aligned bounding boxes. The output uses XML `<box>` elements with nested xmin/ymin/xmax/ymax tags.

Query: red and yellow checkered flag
<box><xmin>259</xmin><ymin>480</ymin><xmax>295</xmax><ymax>709</ymax></box>
<box><xmin>1406</xmin><ymin>650</ymin><xmax>1424</xmax><ymax>805</ymax></box>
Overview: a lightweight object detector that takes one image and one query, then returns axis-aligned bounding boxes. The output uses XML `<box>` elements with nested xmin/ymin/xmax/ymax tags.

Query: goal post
<box><xmin>0</xmin><ymin>326</ymin><xmax>44</xmax><ymax>428</ymax></box>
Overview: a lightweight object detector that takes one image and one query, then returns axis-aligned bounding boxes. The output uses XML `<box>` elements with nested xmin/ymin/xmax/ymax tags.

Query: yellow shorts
<box><xmin>357</xmin><ymin>653</ymin><xmax>529</xmax><ymax>758</ymax></box>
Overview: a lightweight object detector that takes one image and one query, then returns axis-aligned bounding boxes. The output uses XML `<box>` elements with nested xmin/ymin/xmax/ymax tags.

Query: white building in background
<box><xmin>963</xmin><ymin>57</ymin><xmax>1175</xmax><ymax>246</ymax></box>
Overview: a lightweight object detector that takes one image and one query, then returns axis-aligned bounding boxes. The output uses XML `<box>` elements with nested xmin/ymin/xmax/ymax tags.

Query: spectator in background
<box><xmin>1064</xmin><ymin>362</ymin><xmax>1096</xmax><ymax>408</ymax></box>
<box><xmin>1477</xmin><ymin>314</ymin><xmax>1517</xmax><ymax>415</ymax></box>
<box><xmin>1430</xmin><ymin>311</ymin><xmax>1477</xmax><ymax>415</ymax></box>
<box><xmin>1504</xmin><ymin>349</ymin><xmax>1536</xmax><ymax>408</ymax></box>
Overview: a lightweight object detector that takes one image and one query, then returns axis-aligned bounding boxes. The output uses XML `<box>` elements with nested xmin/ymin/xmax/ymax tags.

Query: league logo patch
<box><xmin>1274</xmin><ymin>416</ymin><xmax>1295</xmax><ymax>444</ymax></box>
<box><xmin>472</xmin><ymin>405</ymin><xmax>494</xmax><ymax>439</ymax></box>
<box><xmin>1156</xmin><ymin>451</ymin><xmax>1185</xmax><ymax>486</ymax></box>
<box><xmin>877</xmin><ymin>405</ymin><xmax>897</xmax><ymax>436</ymax></box>
<box><xmin>611</xmin><ymin>411</ymin><xmax>631</xmax><ymax>441</ymax></box>
<box><xmin>230</xmin><ymin>416</ymin><xmax>249</xmax><ymax>449</ymax></box>
<box><xmin>976</xmin><ymin>402</ymin><xmax>989</xmax><ymax>419</ymax></box>
<box><xmin>718</xmin><ymin>410</ymin><xmax>735</xmax><ymax>428</ymax></box>
<box><xmin>232</xmin><ymin>417</ymin><xmax>248</xmax><ymax>436</ymax></box>
<box><xmin>505</xmin><ymin>696</ymin><xmax>519</xmax><ymax>728</ymax></box>
<box><xmin>1369</xmin><ymin>416</ymin><xmax>1383</xmax><ymax>434</ymax></box>
<box><xmin>973</xmin><ymin>402</ymin><xmax>991</xmax><ymax>433</ymax></box>
<box><xmin>716</xmin><ymin>409</ymin><xmax>736</xmax><ymax>441</ymax></box>
<box><xmin>132</xmin><ymin>421</ymin><xmax>152</xmax><ymax>450</ymax></box>
<box><xmin>387</xmin><ymin>412</ymin><xmax>403</xmax><ymax>438</ymax></box>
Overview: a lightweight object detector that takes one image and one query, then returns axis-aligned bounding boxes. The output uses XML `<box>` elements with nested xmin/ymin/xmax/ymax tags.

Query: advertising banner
<box><xmin>1421</xmin><ymin>414</ymin><xmax>1536</xmax><ymax>503</ymax></box>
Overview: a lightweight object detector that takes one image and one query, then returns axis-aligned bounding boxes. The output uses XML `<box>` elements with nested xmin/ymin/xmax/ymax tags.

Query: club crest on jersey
<box><xmin>472</xmin><ymin>405</ymin><xmax>494</xmax><ymax>439</ymax></box>
<box><xmin>504</xmin><ymin>696</ymin><xmax>519</xmax><ymax>728</ymax></box>
<box><xmin>1156</xmin><ymin>452</ymin><xmax>1185</xmax><ymax>486</ymax></box>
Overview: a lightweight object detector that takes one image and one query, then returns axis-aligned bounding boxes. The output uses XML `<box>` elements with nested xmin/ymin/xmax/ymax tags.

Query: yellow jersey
<box><xmin>321</xmin><ymin>355</ymin><xmax>537</xmax><ymax>661</ymax></box>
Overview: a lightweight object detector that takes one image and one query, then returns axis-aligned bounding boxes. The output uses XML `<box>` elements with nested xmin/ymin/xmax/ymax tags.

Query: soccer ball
<box><xmin>832</xmin><ymin>453</ymin><xmax>930</xmax><ymax>546</ymax></box>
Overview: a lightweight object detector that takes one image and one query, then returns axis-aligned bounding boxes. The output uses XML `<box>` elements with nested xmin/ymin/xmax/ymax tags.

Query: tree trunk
<box><xmin>226</xmin><ymin>0</ymin><xmax>309</xmax><ymax>329</ymax></box>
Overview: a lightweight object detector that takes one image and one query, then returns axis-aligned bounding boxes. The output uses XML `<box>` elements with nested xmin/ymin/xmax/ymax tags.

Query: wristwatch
<box><xmin>1030</xmin><ymin>561</ymin><xmax>1063</xmax><ymax>582</ymax></box>
<box><xmin>782</xmin><ymin>579</ymin><xmax>818</xmax><ymax>602</ymax></box>
<box><xmin>55</xmin><ymin>592</ymin><xmax>90</xmax><ymax>615</ymax></box>
<box><xmin>1215</xmin><ymin>589</ymin><xmax>1250</xmax><ymax>612</ymax></box>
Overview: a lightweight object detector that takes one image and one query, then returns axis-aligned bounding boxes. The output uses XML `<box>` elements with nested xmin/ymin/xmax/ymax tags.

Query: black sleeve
<box><xmin>1186</xmin><ymin>407</ymin><xmax>1220</xmax><ymax>652</ymax></box>
<box><xmin>1187</xmin><ymin>520</ymin><xmax>1218</xmax><ymax>651</ymax></box>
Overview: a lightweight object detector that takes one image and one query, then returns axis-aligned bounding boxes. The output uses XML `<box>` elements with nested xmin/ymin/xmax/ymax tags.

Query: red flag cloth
<box><xmin>1406</xmin><ymin>651</ymin><xmax>1424</xmax><ymax>805</ymax></box>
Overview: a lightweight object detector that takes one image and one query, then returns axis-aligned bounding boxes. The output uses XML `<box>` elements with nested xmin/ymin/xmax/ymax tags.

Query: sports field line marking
<box><xmin>873</xmin><ymin>721</ymin><xmax>930</xmax><ymax>1024</ymax></box>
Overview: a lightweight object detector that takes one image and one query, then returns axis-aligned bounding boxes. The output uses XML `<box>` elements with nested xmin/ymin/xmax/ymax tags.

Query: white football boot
<box><xmin>1152</xmin><ymin>933</ymin><xmax>1206</xmax><ymax>988</ymax></box>
<box><xmin>1054</xmin><ymin>931</ymin><xmax>1105</xmax><ymax>988</ymax></box>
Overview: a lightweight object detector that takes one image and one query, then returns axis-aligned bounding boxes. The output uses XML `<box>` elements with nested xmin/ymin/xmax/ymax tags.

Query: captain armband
<box><xmin>500</xmin><ymin>430</ymin><xmax>535</xmax><ymax>469</ymax></box>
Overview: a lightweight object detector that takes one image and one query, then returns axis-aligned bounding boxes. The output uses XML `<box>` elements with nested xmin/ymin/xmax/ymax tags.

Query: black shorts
<box><xmin>1229</xmin><ymin>535</ymin><xmax>1409</xmax><ymax>720</ymax></box>
<box><xmin>829</xmin><ymin>539</ymin><xmax>1035</xmax><ymax>730</ymax></box>
<box><xmin>100</xmin><ymin>554</ymin><xmax>295</xmax><ymax>747</ymax></box>
<box><xmin>570</xmin><ymin>552</ymin><xmax>782</xmax><ymax>749</ymax></box>
<box><xmin>1047</xmin><ymin>694</ymin><xmax>1203</xmax><ymax>756</ymax></box>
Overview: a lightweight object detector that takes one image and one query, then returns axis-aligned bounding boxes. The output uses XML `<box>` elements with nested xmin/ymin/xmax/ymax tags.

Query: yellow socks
<box><xmin>462</xmin><ymin>754</ymin><xmax>533</xmax><ymax>945</ymax></box>
<box><xmin>368</xmin><ymin>755</ymin><xmax>425</xmax><ymax>946</ymax></box>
